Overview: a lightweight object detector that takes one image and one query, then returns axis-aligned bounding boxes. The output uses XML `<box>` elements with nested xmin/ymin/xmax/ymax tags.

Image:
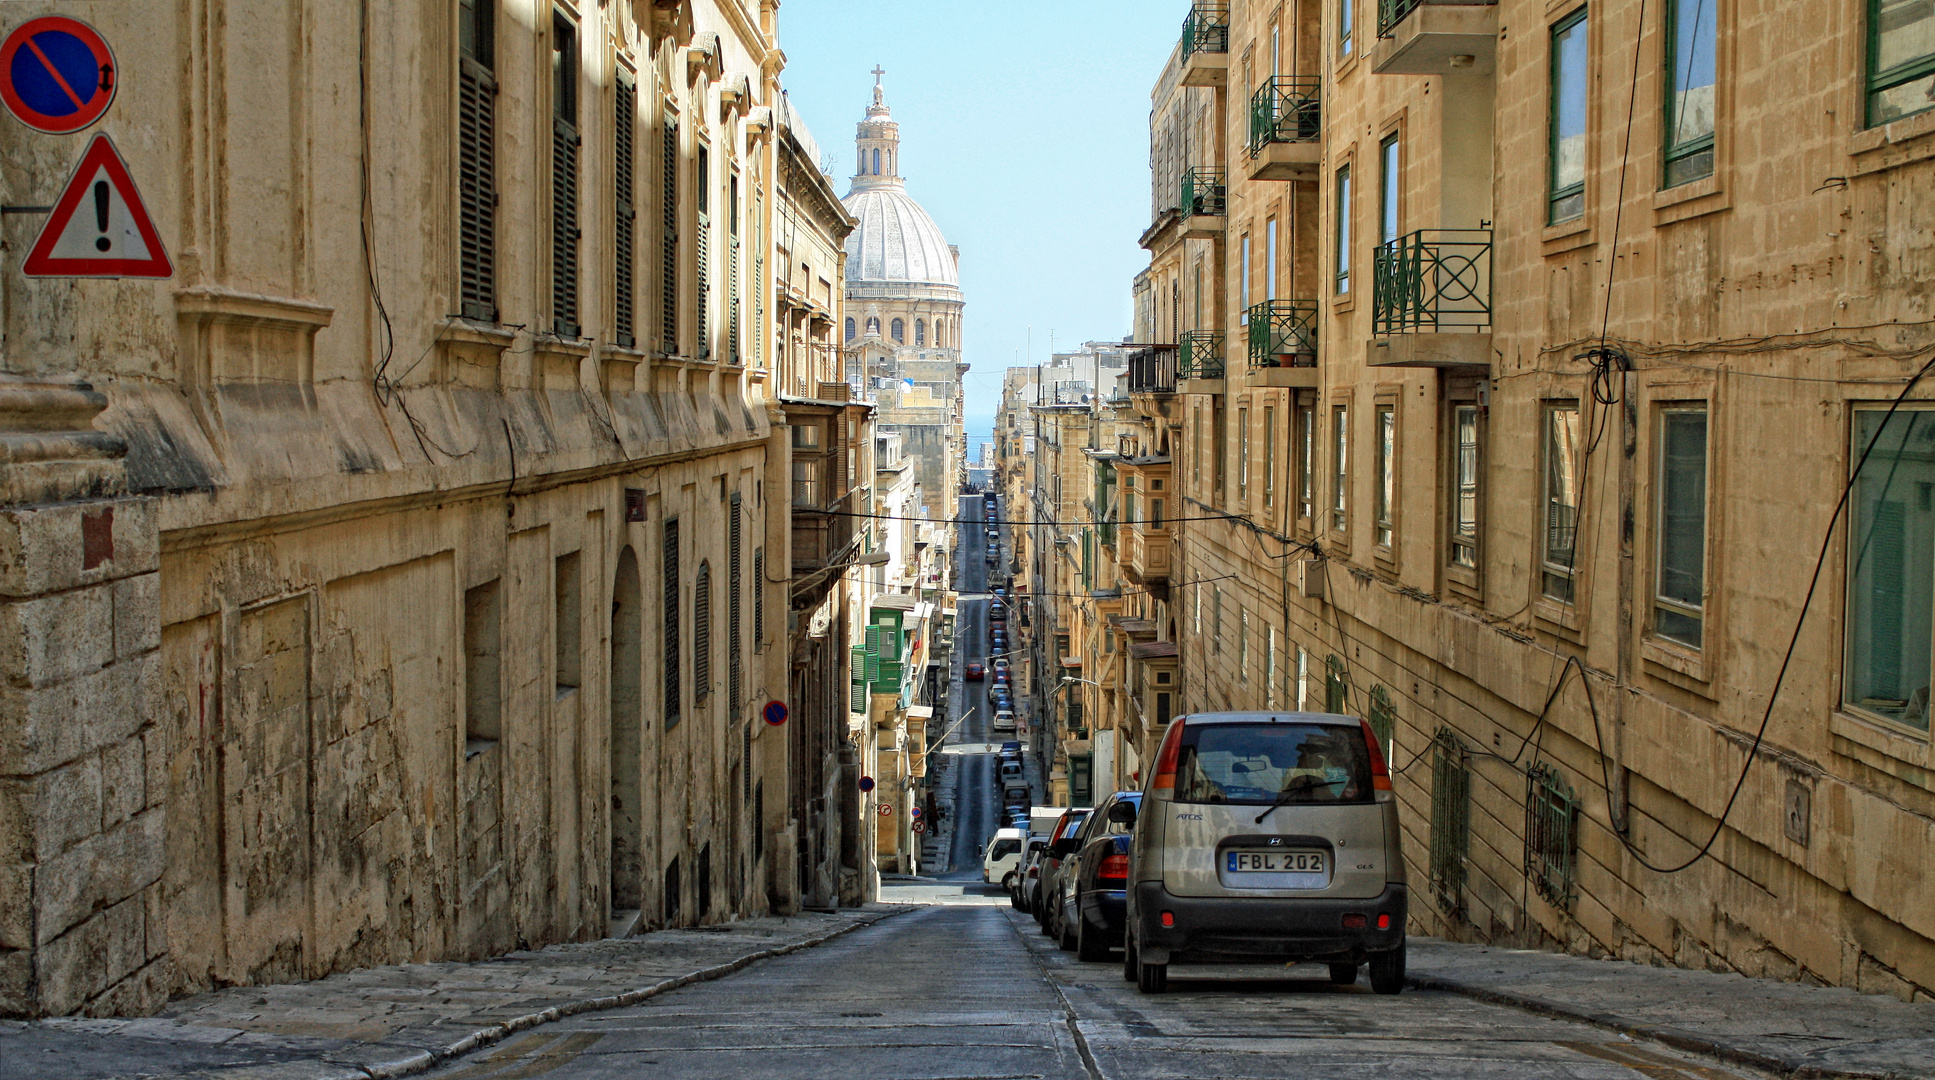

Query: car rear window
<box><xmin>1174</xmin><ymin>722</ymin><xmax>1372</xmax><ymax>806</ymax></box>
<box><xmin>990</xmin><ymin>838</ymin><xmax>1020</xmax><ymax>859</ymax></box>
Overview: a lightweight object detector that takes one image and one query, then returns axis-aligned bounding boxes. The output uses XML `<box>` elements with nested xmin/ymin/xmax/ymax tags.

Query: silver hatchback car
<box><xmin>1122</xmin><ymin>711</ymin><xmax>1407</xmax><ymax>994</ymax></box>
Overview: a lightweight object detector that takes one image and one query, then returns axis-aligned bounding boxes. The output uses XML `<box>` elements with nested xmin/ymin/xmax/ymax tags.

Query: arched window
<box><xmin>915</xmin><ymin>319</ymin><xmax>926</xmax><ymax>345</ymax></box>
<box><xmin>891</xmin><ymin>318</ymin><xmax>904</xmax><ymax>343</ymax></box>
<box><xmin>866</xmin><ymin>316</ymin><xmax>879</xmax><ymax>335</ymax></box>
<box><xmin>845</xmin><ymin>317</ymin><xmax>856</xmax><ymax>341</ymax></box>
<box><xmin>872</xmin><ymin>148</ymin><xmax>880</xmax><ymax>175</ymax></box>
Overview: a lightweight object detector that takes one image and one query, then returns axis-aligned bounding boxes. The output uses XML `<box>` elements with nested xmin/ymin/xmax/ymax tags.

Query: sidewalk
<box><xmin>1409</xmin><ymin>938</ymin><xmax>1935</xmax><ymax>1080</ymax></box>
<box><xmin>0</xmin><ymin>906</ymin><xmax>911</xmax><ymax>1080</ymax></box>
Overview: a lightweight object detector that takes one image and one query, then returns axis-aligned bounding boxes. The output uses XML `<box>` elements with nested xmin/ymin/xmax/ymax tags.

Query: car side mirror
<box><xmin>1050</xmin><ymin>837</ymin><xmax>1079</xmax><ymax>858</ymax></box>
<box><xmin>1107</xmin><ymin>801</ymin><xmax>1138</xmax><ymax>828</ymax></box>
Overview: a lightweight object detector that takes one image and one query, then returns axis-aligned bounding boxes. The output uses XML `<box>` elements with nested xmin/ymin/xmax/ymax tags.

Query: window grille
<box><xmin>728</xmin><ymin>495</ymin><xmax>742</xmax><ymax>714</ymax></box>
<box><xmin>1324</xmin><ymin>653</ymin><xmax>1351</xmax><ymax>713</ymax></box>
<box><xmin>1367</xmin><ymin>684</ymin><xmax>1395</xmax><ymax>756</ymax></box>
<box><xmin>660</xmin><ymin>117</ymin><xmax>678</xmax><ymax>350</ymax></box>
<box><xmin>456</xmin><ymin>14</ymin><xmax>497</xmax><ymax>323</ymax></box>
<box><xmin>663</xmin><ymin>519</ymin><xmax>680</xmax><ymax>726</ymax></box>
<box><xmin>614</xmin><ymin>74</ymin><xmax>636</xmax><ymax>347</ymax></box>
<box><xmin>550</xmin><ymin>14</ymin><xmax>580</xmax><ymax>338</ymax></box>
<box><xmin>1430</xmin><ymin>727</ymin><xmax>1470</xmax><ymax>914</ymax></box>
<box><xmin>694</xmin><ymin>561</ymin><xmax>712</xmax><ymax>699</ymax></box>
<box><xmin>1525</xmin><ymin>761</ymin><xmax>1580</xmax><ymax>907</ymax></box>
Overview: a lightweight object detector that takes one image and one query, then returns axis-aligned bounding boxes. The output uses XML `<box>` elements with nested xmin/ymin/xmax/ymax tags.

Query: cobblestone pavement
<box><xmin>0</xmin><ymin>907</ymin><xmax>911</xmax><ymax>1080</ymax></box>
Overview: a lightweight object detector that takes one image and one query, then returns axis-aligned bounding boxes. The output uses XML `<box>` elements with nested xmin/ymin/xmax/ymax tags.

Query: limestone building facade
<box><xmin>0</xmin><ymin>0</ymin><xmax>861</xmax><ymax>1018</ymax></box>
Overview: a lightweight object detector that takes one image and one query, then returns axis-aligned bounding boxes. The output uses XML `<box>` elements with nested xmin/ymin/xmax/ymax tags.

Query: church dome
<box><xmin>842</xmin><ymin>186</ymin><xmax>957</xmax><ymax>287</ymax></box>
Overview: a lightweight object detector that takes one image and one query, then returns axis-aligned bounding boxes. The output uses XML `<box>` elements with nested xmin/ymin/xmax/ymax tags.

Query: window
<box><xmin>663</xmin><ymin>519</ymin><xmax>680</xmax><ymax>726</ymax></box>
<box><xmin>1549</xmin><ymin>10</ymin><xmax>1590</xmax><ymax>223</ymax></box>
<box><xmin>915</xmin><ymin>319</ymin><xmax>926</xmax><ymax>345</ymax></box>
<box><xmin>1541</xmin><ymin>402</ymin><xmax>1582</xmax><ymax>603</ymax></box>
<box><xmin>1266</xmin><ymin>626</ymin><xmax>1279</xmax><ymax>707</ymax></box>
<box><xmin>728</xmin><ymin>177</ymin><xmax>742</xmax><ymax>362</ymax></box>
<box><xmin>1374</xmin><ymin>404</ymin><xmax>1396</xmax><ymax>548</ymax></box>
<box><xmin>694</xmin><ymin>560</ymin><xmax>712</xmax><ymax>699</ymax></box>
<box><xmin>1664</xmin><ymin>0</ymin><xmax>1716</xmax><ymax>185</ymax></box>
<box><xmin>1655</xmin><ymin>407</ymin><xmax>1708</xmax><ymax>647</ymax></box>
<box><xmin>1173</xmin><ymin>721</ymin><xmax>1376</xmax><ymax>806</ymax></box>
<box><xmin>1213</xmin><ymin>587</ymin><xmax>1223</xmax><ymax>653</ymax></box>
<box><xmin>1297</xmin><ymin>401</ymin><xmax>1315</xmax><ymax>522</ymax></box>
<box><xmin>1240</xmin><ymin>233</ymin><xmax>1253</xmax><ymax>316</ymax></box>
<box><xmin>1238</xmin><ymin>407</ymin><xmax>1250</xmax><ymax>501</ymax></box>
<box><xmin>1151</xmin><ymin>499</ymin><xmax>1165</xmax><ymax>527</ymax></box>
<box><xmin>753</xmin><ymin>548</ymin><xmax>765</xmax><ymax>646</ymax></box>
<box><xmin>1296</xmin><ymin>647</ymin><xmax>1309</xmax><ymax>710</ymax></box>
<box><xmin>660</xmin><ymin>114</ymin><xmax>679</xmax><ymax>351</ymax></box>
<box><xmin>728</xmin><ymin>494</ymin><xmax>743</xmax><ymax>713</ymax></box>
<box><xmin>1334</xmin><ymin>165</ymin><xmax>1352</xmax><ymax>294</ymax></box>
<box><xmin>873</xmin><ymin>148</ymin><xmax>881</xmax><ymax>175</ymax></box>
<box><xmin>1238</xmin><ymin>608</ymin><xmax>1249</xmax><ymax>681</ymax></box>
<box><xmin>613</xmin><ymin>74</ymin><xmax>637</xmax><ymax>348</ymax></box>
<box><xmin>1379</xmin><ymin>134</ymin><xmax>1401</xmax><ymax>244</ymax></box>
<box><xmin>891</xmin><ymin>317</ymin><xmax>904</xmax><ymax>344</ymax></box>
<box><xmin>550</xmin><ymin>12</ymin><xmax>580</xmax><ymax>338</ymax></box>
<box><xmin>457</xmin><ymin>0</ymin><xmax>497</xmax><ymax>322</ymax></box>
<box><xmin>1845</xmin><ymin>408</ymin><xmax>1935</xmax><ymax>732</ymax></box>
<box><xmin>1331</xmin><ymin>404</ymin><xmax>1349</xmax><ymax>533</ymax></box>
<box><xmin>1265</xmin><ymin>217</ymin><xmax>1279</xmax><ymax>299</ymax></box>
<box><xmin>1213</xmin><ymin>405</ymin><xmax>1228</xmax><ymax>505</ymax></box>
<box><xmin>696</xmin><ymin>145</ymin><xmax>710</xmax><ymax>356</ymax></box>
<box><xmin>1451</xmin><ymin>405</ymin><xmax>1481</xmax><ymax>569</ymax></box>
<box><xmin>555</xmin><ymin>551</ymin><xmax>581</xmax><ymax>692</ymax></box>
<box><xmin>464</xmin><ymin>580</ymin><xmax>502</xmax><ymax>746</ymax></box>
<box><xmin>1264</xmin><ymin>406</ymin><xmax>1277</xmax><ymax>509</ymax></box>
<box><xmin>1868</xmin><ymin>0</ymin><xmax>1935</xmax><ymax>125</ymax></box>
<box><xmin>845</xmin><ymin>316</ymin><xmax>856</xmax><ymax>340</ymax></box>
<box><xmin>1341</xmin><ymin>0</ymin><xmax>1354</xmax><ymax>56</ymax></box>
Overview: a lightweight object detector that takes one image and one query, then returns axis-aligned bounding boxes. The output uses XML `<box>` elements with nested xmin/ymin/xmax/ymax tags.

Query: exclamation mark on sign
<box><xmin>92</xmin><ymin>180</ymin><xmax>109</xmax><ymax>252</ymax></box>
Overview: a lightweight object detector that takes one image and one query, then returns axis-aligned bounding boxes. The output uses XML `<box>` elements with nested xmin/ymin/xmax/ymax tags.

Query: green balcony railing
<box><xmin>1372</xmin><ymin>228</ymin><xmax>1493</xmax><ymax>335</ymax></box>
<box><xmin>1180</xmin><ymin>2</ymin><xmax>1231</xmax><ymax>58</ymax></box>
<box><xmin>1180</xmin><ymin>166</ymin><xmax>1227</xmax><ymax>217</ymax></box>
<box><xmin>1248</xmin><ymin>76</ymin><xmax>1321</xmax><ymax>158</ymax></box>
<box><xmin>1246</xmin><ymin>300</ymin><xmax>1319</xmax><ymax>370</ymax></box>
<box><xmin>1179</xmin><ymin>330</ymin><xmax>1226</xmax><ymax>379</ymax></box>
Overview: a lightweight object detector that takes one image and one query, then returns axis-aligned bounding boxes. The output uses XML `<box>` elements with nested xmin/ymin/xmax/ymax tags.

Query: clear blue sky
<box><xmin>775</xmin><ymin>0</ymin><xmax>1181</xmax><ymax>437</ymax></box>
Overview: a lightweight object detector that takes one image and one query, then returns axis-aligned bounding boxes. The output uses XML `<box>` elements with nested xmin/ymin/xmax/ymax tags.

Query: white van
<box><xmin>983</xmin><ymin>827</ymin><xmax>1027</xmax><ymax>887</ymax></box>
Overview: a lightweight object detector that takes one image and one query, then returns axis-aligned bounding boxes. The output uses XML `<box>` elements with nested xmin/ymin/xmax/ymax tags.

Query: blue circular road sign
<box><xmin>1</xmin><ymin>17</ymin><xmax>116</xmax><ymax>135</ymax></box>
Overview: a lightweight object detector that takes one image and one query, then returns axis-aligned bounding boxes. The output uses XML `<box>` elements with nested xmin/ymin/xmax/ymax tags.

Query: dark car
<box><xmin>1054</xmin><ymin>790</ymin><xmax>1142</xmax><ymax>962</ymax></box>
<box><xmin>1031</xmin><ymin>808</ymin><xmax>1092</xmax><ymax>922</ymax></box>
<box><xmin>965</xmin><ymin>662</ymin><xmax>985</xmax><ymax>680</ymax></box>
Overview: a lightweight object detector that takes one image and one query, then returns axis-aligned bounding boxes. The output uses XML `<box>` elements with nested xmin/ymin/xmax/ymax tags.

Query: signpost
<box><xmin>22</xmin><ymin>133</ymin><xmax>171</xmax><ymax>278</ymax></box>
<box><xmin>1</xmin><ymin>17</ymin><xmax>116</xmax><ymax>134</ymax></box>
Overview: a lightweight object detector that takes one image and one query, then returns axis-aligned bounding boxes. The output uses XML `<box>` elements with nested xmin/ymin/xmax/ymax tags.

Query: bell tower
<box><xmin>852</xmin><ymin>67</ymin><xmax>901</xmax><ymax>189</ymax></box>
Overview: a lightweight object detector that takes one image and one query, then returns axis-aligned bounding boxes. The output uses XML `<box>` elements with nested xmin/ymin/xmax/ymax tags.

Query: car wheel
<box><xmin>1076</xmin><ymin>912</ymin><xmax>1111</xmax><ymax>962</ymax></box>
<box><xmin>1329</xmin><ymin>962</ymin><xmax>1358</xmax><ymax>986</ymax></box>
<box><xmin>1136</xmin><ymin>957</ymin><xmax>1168</xmax><ymax>994</ymax></box>
<box><xmin>1121</xmin><ymin>931</ymin><xmax>1139</xmax><ymax>982</ymax></box>
<box><xmin>1009</xmin><ymin>886</ymin><xmax>1022</xmax><ymax>910</ymax></box>
<box><xmin>1002</xmin><ymin>872</ymin><xmax>1017</xmax><ymax>892</ymax></box>
<box><xmin>1057</xmin><ymin>903</ymin><xmax>1078</xmax><ymax>951</ymax></box>
<box><xmin>1368</xmin><ymin>942</ymin><xmax>1406</xmax><ymax>995</ymax></box>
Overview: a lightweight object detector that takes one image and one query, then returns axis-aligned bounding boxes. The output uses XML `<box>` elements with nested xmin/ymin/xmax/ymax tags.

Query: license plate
<box><xmin>1227</xmin><ymin>850</ymin><xmax>1326</xmax><ymax>873</ymax></box>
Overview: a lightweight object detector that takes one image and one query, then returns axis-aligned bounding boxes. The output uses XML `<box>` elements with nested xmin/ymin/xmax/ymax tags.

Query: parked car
<box><xmin>965</xmin><ymin>662</ymin><xmax>985</xmax><ymax>680</ymax></box>
<box><xmin>1121</xmin><ymin>711</ymin><xmax>1407</xmax><ymax>995</ymax></box>
<box><xmin>982</xmin><ymin>827</ymin><xmax>1026</xmax><ymax>889</ymax></box>
<box><xmin>1011</xmin><ymin>837</ymin><xmax>1048</xmax><ymax>909</ymax></box>
<box><xmin>992</xmin><ymin>658</ymin><xmax>1010</xmax><ymax>672</ymax></box>
<box><xmin>1003</xmin><ymin>783</ymin><xmax>1032</xmax><ymax>811</ymax></box>
<box><xmin>997</xmin><ymin>759</ymin><xmax>1024</xmax><ymax>785</ymax></box>
<box><xmin>993</xmin><ymin>709</ymin><xmax>1017</xmax><ymax>731</ymax></box>
<box><xmin>1031</xmin><ymin>808</ymin><xmax>1092</xmax><ymax>922</ymax></box>
<box><xmin>1000</xmin><ymin>741</ymin><xmax>1023</xmax><ymax>754</ymax></box>
<box><xmin>1053</xmin><ymin>790</ymin><xmax>1141</xmax><ymax>962</ymax></box>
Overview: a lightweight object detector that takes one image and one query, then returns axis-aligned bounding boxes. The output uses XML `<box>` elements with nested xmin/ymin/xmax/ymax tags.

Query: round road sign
<box><xmin>857</xmin><ymin>775</ymin><xmax>876</xmax><ymax>793</ymax></box>
<box><xmin>762</xmin><ymin>700</ymin><xmax>788</xmax><ymax>726</ymax></box>
<box><xmin>877</xmin><ymin>802</ymin><xmax>894</xmax><ymax>817</ymax></box>
<box><xmin>1</xmin><ymin>17</ymin><xmax>116</xmax><ymax>134</ymax></box>
<box><xmin>910</xmin><ymin>806</ymin><xmax>923</xmax><ymax>818</ymax></box>
<box><xmin>913</xmin><ymin>820</ymin><xmax>926</xmax><ymax>834</ymax></box>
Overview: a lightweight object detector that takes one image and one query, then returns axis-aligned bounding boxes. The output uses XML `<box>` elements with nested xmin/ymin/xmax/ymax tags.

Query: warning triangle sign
<box><xmin>23</xmin><ymin>133</ymin><xmax>172</xmax><ymax>278</ymax></box>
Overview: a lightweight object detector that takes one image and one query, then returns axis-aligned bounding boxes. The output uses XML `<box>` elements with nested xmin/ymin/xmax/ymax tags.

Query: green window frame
<box><xmin>1869</xmin><ymin>0</ymin><xmax>1935</xmax><ymax>126</ymax></box>
<box><xmin>1844</xmin><ymin>406</ymin><xmax>1935</xmax><ymax>733</ymax></box>
<box><xmin>1334</xmin><ymin>164</ymin><xmax>1353</xmax><ymax>294</ymax></box>
<box><xmin>1655</xmin><ymin>406</ymin><xmax>1708</xmax><ymax>648</ymax></box>
<box><xmin>1548</xmin><ymin>8</ymin><xmax>1590</xmax><ymax>223</ymax></box>
<box><xmin>1663</xmin><ymin>0</ymin><xmax>1716</xmax><ymax>187</ymax></box>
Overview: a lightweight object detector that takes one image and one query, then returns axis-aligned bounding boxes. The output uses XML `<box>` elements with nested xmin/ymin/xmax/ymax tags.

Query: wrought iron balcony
<box><xmin>1372</xmin><ymin>229</ymin><xmax>1492</xmax><ymax>335</ymax></box>
<box><xmin>1180</xmin><ymin>167</ymin><xmax>1226</xmax><ymax>218</ymax></box>
<box><xmin>1128</xmin><ymin>344</ymin><xmax>1178</xmax><ymax>395</ymax></box>
<box><xmin>1180</xmin><ymin>3</ymin><xmax>1230</xmax><ymax>58</ymax></box>
<box><xmin>1179</xmin><ymin>330</ymin><xmax>1226</xmax><ymax>380</ymax></box>
<box><xmin>1248</xmin><ymin>77</ymin><xmax>1321</xmax><ymax>157</ymax></box>
<box><xmin>1246</xmin><ymin>301</ymin><xmax>1319</xmax><ymax>370</ymax></box>
<box><xmin>1378</xmin><ymin>0</ymin><xmax>1426</xmax><ymax>37</ymax></box>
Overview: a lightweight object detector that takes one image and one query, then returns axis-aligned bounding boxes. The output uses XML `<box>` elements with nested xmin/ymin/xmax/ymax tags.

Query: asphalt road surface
<box><xmin>946</xmin><ymin>493</ymin><xmax>1008</xmax><ymax>879</ymax></box>
<box><xmin>418</xmin><ymin>903</ymin><xmax>1757</xmax><ymax>1080</ymax></box>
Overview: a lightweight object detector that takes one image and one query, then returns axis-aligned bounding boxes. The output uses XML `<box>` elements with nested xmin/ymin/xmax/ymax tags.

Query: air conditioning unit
<box><xmin>1294</xmin><ymin>556</ymin><xmax>1326</xmax><ymax>600</ymax></box>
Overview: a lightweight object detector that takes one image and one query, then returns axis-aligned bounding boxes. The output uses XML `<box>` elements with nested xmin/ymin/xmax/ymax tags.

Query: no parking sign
<box><xmin>1</xmin><ymin>17</ymin><xmax>116</xmax><ymax>134</ymax></box>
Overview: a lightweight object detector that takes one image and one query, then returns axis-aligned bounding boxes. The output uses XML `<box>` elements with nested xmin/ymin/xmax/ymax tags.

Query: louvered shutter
<box><xmin>728</xmin><ymin>494</ymin><xmax>743</xmax><ymax>714</ymax></box>
<box><xmin>663</xmin><ymin>519</ymin><xmax>680</xmax><ymax>726</ymax></box>
<box><xmin>552</xmin><ymin>113</ymin><xmax>581</xmax><ymax>337</ymax></box>
<box><xmin>614</xmin><ymin>75</ymin><xmax>636</xmax><ymax>348</ymax></box>
<box><xmin>660</xmin><ymin>117</ymin><xmax>678</xmax><ymax>352</ymax></box>
<box><xmin>849</xmin><ymin>646</ymin><xmax>867</xmax><ymax>712</ymax></box>
<box><xmin>693</xmin><ymin>562</ymin><xmax>711</xmax><ymax>697</ymax></box>
<box><xmin>457</xmin><ymin>56</ymin><xmax>497</xmax><ymax>322</ymax></box>
<box><xmin>696</xmin><ymin>213</ymin><xmax>710</xmax><ymax>357</ymax></box>
<box><xmin>752</xmin><ymin>549</ymin><xmax>764</xmax><ymax>644</ymax></box>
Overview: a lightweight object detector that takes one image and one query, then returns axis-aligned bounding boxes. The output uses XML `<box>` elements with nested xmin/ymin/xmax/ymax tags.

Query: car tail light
<box><xmin>1160</xmin><ymin>911</ymin><xmax>1175</xmax><ymax>927</ymax></box>
<box><xmin>1098</xmin><ymin>853</ymin><xmax>1129</xmax><ymax>880</ymax></box>
<box><xmin>1150</xmin><ymin>717</ymin><xmax>1186</xmax><ymax>792</ymax></box>
<box><xmin>1378</xmin><ymin>914</ymin><xmax>1392</xmax><ymax>930</ymax></box>
<box><xmin>1360</xmin><ymin>717</ymin><xmax>1392</xmax><ymax>792</ymax></box>
<box><xmin>1342</xmin><ymin>913</ymin><xmax>1368</xmax><ymax>929</ymax></box>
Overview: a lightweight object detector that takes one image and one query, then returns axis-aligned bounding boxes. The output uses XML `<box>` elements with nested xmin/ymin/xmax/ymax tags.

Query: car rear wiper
<box><xmin>1254</xmin><ymin>775</ymin><xmax>1343</xmax><ymax>823</ymax></box>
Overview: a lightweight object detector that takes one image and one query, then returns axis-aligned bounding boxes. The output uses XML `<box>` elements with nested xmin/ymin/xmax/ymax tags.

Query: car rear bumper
<box><xmin>1079</xmin><ymin>886</ymin><xmax>1128</xmax><ymax>937</ymax></box>
<box><xmin>1131</xmin><ymin>882</ymin><xmax>1407</xmax><ymax>965</ymax></box>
